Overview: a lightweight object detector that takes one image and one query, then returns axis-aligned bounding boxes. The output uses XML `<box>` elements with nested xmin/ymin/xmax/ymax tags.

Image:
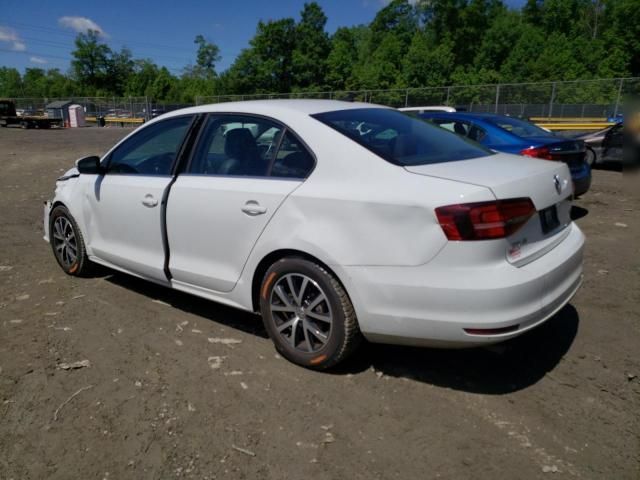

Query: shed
<box><xmin>46</xmin><ymin>101</ymin><xmax>72</xmax><ymax>126</ymax></box>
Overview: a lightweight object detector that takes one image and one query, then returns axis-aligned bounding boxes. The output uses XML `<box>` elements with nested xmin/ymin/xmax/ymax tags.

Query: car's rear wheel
<box><xmin>50</xmin><ymin>205</ymin><xmax>92</xmax><ymax>276</ymax></box>
<box><xmin>259</xmin><ymin>257</ymin><xmax>362</xmax><ymax>370</ymax></box>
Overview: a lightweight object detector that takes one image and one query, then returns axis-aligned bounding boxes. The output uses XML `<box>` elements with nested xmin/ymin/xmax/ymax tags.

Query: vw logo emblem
<box><xmin>553</xmin><ymin>174</ymin><xmax>562</xmax><ymax>195</ymax></box>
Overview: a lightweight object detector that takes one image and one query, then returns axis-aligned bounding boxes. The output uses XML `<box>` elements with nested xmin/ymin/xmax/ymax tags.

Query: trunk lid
<box><xmin>405</xmin><ymin>153</ymin><xmax>574</xmax><ymax>266</ymax></box>
<box><xmin>405</xmin><ymin>152</ymin><xmax>572</xmax><ymax>210</ymax></box>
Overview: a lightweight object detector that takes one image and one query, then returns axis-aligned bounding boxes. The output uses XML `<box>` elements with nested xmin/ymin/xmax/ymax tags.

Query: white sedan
<box><xmin>44</xmin><ymin>100</ymin><xmax>584</xmax><ymax>369</ymax></box>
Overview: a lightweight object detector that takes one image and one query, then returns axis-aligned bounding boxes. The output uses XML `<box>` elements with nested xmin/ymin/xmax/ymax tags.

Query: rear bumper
<box><xmin>343</xmin><ymin>222</ymin><xmax>585</xmax><ymax>347</ymax></box>
<box><xmin>571</xmin><ymin>164</ymin><xmax>591</xmax><ymax>196</ymax></box>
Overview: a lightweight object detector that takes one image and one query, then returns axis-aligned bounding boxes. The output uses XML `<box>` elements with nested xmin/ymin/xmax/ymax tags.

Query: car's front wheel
<box><xmin>49</xmin><ymin>205</ymin><xmax>92</xmax><ymax>276</ymax></box>
<box><xmin>259</xmin><ymin>257</ymin><xmax>362</xmax><ymax>370</ymax></box>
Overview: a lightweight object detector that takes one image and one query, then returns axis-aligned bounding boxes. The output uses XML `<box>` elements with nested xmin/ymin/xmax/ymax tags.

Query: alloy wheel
<box><xmin>269</xmin><ymin>273</ymin><xmax>333</xmax><ymax>353</ymax></box>
<box><xmin>52</xmin><ymin>216</ymin><xmax>78</xmax><ymax>268</ymax></box>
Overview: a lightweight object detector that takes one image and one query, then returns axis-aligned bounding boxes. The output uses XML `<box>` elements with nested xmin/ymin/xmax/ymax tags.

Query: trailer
<box><xmin>0</xmin><ymin>100</ymin><xmax>63</xmax><ymax>129</ymax></box>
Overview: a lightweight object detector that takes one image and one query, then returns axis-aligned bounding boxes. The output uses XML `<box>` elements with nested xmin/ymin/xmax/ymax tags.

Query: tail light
<box><xmin>435</xmin><ymin>198</ymin><xmax>536</xmax><ymax>241</ymax></box>
<box><xmin>520</xmin><ymin>146</ymin><xmax>554</xmax><ymax>160</ymax></box>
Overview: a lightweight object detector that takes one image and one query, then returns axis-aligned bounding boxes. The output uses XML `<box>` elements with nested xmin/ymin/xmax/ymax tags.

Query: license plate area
<box><xmin>539</xmin><ymin>204</ymin><xmax>560</xmax><ymax>234</ymax></box>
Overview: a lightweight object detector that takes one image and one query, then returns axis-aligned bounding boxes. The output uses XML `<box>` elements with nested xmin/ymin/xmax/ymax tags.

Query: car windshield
<box><xmin>312</xmin><ymin>108</ymin><xmax>493</xmax><ymax>166</ymax></box>
<box><xmin>488</xmin><ymin>116</ymin><xmax>551</xmax><ymax>138</ymax></box>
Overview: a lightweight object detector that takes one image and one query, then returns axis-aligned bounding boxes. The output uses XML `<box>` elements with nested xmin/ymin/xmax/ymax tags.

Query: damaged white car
<box><xmin>44</xmin><ymin>100</ymin><xmax>584</xmax><ymax>369</ymax></box>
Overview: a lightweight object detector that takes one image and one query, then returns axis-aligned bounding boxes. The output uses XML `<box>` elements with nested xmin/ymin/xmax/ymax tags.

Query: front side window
<box><xmin>189</xmin><ymin>115</ymin><xmax>284</xmax><ymax>177</ymax></box>
<box><xmin>107</xmin><ymin>116</ymin><xmax>193</xmax><ymax>175</ymax></box>
<box><xmin>312</xmin><ymin>108</ymin><xmax>492</xmax><ymax>166</ymax></box>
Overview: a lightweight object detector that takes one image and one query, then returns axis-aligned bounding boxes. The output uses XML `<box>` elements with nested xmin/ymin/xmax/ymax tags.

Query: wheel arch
<box><xmin>585</xmin><ymin>145</ymin><xmax>598</xmax><ymax>166</ymax></box>
<box><xmin>251</xmin><ymin>249</ymin><xmax>348</xmax><ymax>313</ymax></box>
<box><xmin>51</xmin><ymin>200</ymin><xmax>68</xmax><ymax>211</ymax></box>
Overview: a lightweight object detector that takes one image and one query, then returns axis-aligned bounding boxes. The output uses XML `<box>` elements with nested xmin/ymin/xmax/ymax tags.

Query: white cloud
<box><xmin>58</xmin><ymin>16</ymin><xmax>108</xmax><ymax>37</ymax></box>
<box><xmin>0</xmin><ymin>26</ymin><xmax>27</xmax><ymax>51</ymax></box>
<box><xmin>30</xmin><ymin>56</ymin><xmax>48</xmax><ymax>64</ymax></box>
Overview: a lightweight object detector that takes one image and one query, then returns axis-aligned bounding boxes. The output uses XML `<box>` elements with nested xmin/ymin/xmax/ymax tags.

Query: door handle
<box><xmin>241</xmin><ymin>201</ymin><xmax>267</xmax><ymax>216</ymax></box>
<box><xmin>142</xmin><ymin>194</ymin><xmax>158</xmax><ymax>207</ymax></box>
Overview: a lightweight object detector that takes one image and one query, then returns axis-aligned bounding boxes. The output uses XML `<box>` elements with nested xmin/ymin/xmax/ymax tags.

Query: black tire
<box><xmin>585</xmin><ymin>147</ymin><xmax>597</xmax><ymax>167</ymax></box>
<box><xmin>49</xmin><ymin>205</ymin><xmax>93</xmax><ymax>276</ymax></box>
<box><xmin>259</xmin><ymin>257</ymin><xmax>362</xmax><ymax>370</ymax></box>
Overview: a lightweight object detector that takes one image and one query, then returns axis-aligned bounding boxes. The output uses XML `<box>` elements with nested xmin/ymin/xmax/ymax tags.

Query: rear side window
<box><xmin>488</xmin><ymin>116</ymin><xmax>550</xmax><ymax>138</ymax></box>
<box><xmin>189</xmin><ymin>115</ymin><xmax>284</xmax><ymax>177</ymax></box>
<box><xmin>189</xmin><ymin>115</ymin><xmax>315</xmax><ymax>179</ymax></box>
<box><xmin>312</xmin><ymin>108</ymin><xmax>492</xmax><ymax>166</ymax></box>
<box><xmin>271</xmin><ymin>131</ymin><xmax>315</xmax><ymax>179</ymax></box>
<box><xmin>428</xmin><ymin>118</ymin><xmax>487</xmax><ymax>143</ymax></box>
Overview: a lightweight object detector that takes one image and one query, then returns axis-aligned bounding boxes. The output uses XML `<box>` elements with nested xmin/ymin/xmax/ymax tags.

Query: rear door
<box><xmin>167</xmin><ymin>114</ymin><xmax>315</xmax><ymax>293</ymax></box>
<box><xmin>85</xmin><ymin>115</ymin><xmax>194</xmax><ymax>282</ymax></box>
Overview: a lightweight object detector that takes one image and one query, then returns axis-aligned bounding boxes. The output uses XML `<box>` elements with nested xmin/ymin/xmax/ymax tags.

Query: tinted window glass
<box><xmin>312</xmin><ymin>108</ymin><xmax>492</xmax><ymax>166</ymax></box>
<box><xmin>429</xmin><ymin>118</ymin><xmax>488</xmax><ymax>143</ymax></box>
<box><xmin>488</xmin><ymin>116</ymin><xmax>551</xmax><ymax>138</ymax></box>
<box><xmin>107</xmin><ymin>116</ymin><xmax>192</xmax><ymax>175</ymax></box>
<box><xmin>271</xmin><ymin>131</ymin><xmax>315</xmax><ymax>178</ymax></box>
<box><xmin>189</xmin><ymin>115</ymin><xmax>284</xmax><ymax>176</ymax></box>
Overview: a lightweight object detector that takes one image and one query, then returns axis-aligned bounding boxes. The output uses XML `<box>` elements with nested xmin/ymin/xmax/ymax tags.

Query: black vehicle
<box><xmin>0</xmin><ymin>100</ymin><xmax>62</xmax><ymax>129</ymax></box>
<box><xmin>576</xmin><ymin>123</ymin><xmax>623</xmax><ymax>166</ymax></box>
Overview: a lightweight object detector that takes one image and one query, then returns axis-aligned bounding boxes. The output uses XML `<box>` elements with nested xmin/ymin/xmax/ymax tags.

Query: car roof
<box><xmin>419</xmin><ymin>111</ymin><xmax>513</xmax><ymax>121</ymax></box>
<box><xmin>159</xmin><ymin>99</ymin><xmax>388</xmax><ymax>121</ymax></box>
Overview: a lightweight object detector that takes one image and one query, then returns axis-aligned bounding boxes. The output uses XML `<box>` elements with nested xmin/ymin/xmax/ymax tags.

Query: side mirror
<box><xmin>76</xmin><ymin>156</ymin><xmax>103</xmax><ymax>175</ymax></box>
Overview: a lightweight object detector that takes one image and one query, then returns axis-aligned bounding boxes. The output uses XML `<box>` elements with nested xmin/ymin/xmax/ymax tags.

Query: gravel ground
<box><xmin>0</xmin><ymin>126</ymin><xmax>638</xmax><ymax>479</ymax></box>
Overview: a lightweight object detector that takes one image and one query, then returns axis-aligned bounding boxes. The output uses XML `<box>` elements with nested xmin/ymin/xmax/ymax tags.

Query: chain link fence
<box><xmin>5</xmin><ymin>97</ymin><xmax>191</xmax><ymax>121</ymax></box>
<box><xmin>6</xmin><ymin>77</ymin><xmax>638</xmax><ymax>123</ymax></box>
<box><xmin>197</xmin><ymin>77</ymin><xmax>639</xmax><ymax>119</ymax></box>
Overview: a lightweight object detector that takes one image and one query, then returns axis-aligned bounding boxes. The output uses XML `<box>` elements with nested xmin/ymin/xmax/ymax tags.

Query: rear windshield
<box><xmin>312</xmin><ymin>108</ymin><xmax>493</xmax><ymax>166</ymax></box>
<box><xmin>488</xmin><ymin>116</ymin><xmax>551</xmax><ymax>138</ymax></box>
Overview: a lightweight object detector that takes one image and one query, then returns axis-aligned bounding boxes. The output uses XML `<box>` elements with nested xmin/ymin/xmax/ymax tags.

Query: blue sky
<box><xmin>1</xmin><ymin>0</ymin><xmax>525</xmax><ymax>75</ymax></box>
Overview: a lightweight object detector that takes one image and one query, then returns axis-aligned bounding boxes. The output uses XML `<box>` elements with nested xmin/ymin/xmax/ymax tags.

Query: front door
<box><xmin>167</xmin><ymin>114</ymin><xmax>315</xmax><ymax>292</ymax></box>
<box><xmin>84</xmin><ymin>115</ymin><xmax>194</xmax><ymax>282</ymax></box>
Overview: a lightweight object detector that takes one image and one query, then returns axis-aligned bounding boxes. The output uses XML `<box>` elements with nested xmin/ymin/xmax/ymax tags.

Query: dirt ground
<box><xmin>0</xmin><ymin>126</ymin><xmax>638</xmax><ymax>480</ymax></box>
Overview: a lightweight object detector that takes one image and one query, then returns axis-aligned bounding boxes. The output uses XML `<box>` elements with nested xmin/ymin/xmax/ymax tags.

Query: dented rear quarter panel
<box><xmin>239</xmin><ymin>120</ymin><xmax>496</xmax><ymax>286</ymax></box>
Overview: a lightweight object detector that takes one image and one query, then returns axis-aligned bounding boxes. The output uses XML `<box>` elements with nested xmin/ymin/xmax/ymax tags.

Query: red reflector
<box><xmin>520</xmin><ymin>146</ymin><xmax>555</xmax><ymax>160</ymax></box>
<box><xmin>435</xmin><ymin>198</ymin><xmax>535</xmax><ymax>241</ymax></box>
<box><xmin>464</xmin><ymin>325</ymin><xmax>519</xmax><ymax>335</ymax></box>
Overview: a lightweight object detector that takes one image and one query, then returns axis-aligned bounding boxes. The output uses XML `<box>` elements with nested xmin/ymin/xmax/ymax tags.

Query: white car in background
<box><xmin>399</xmin><ymin>106</ymin><xmax>457</xmax><ymax>114</ymax></box>
<box><xmin>44</xmin><ymin>100</ymin><xmax>584</xmax><ymax>369</ymax></box>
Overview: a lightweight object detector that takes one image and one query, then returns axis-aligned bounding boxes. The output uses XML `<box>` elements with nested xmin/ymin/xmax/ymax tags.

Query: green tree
<box><xmin>22</xmin><ymin>68</ymin><xmax>48</xmax><ymax>97</ymax></box>
<box><xmin>71</xmin><ymin>30</ymin><xmax>112</xmax><ymax>92</ymax></box>
<box><xmin>107</xmin><ymin>48</ymin><xmax>134</xmax><ymax>96</ymax></box>
<box><xmin>326</xmin><ymin>27</ymin><xmax>359</xmax><ymax>90</ymax></box>
<box><xmin>147</xmin><ymin>67</ymin><xmax>179</xmax><ymax>101</ymax></box>
<box><xmin>601</xmin><ymin>0</ymin><xmax>640</xmax><ymax>76</ymax></box>
<box><xmin>125</xmin><ymin>59</ymin><xmax>160</xmax><ymax>96</ymax></box>
<box><xmin>292</xmin><ymin>2</ymin><xmax>331</xmax><ymax>90</ymax></box>
<box><xmin>194</xmin><ymin>34</ymin><xmax>221</xmax><ymax>77</ymax></box>
<box><xmin>370</xmin><ymin>0</ymin><xmax>417</xmax><ymax>47</ymax></box>
<box><xmin>403</xmin><ymin>34</ymin><xmax>455</xmax><ymax>87</ymax></box>
<box><xmin>225</xmin><ymin>18</ymin><xmax>296</xmax><ymax>93</ymax></box>
<box><xmin>0</xmin><ymin>67</ymin><xmax>23</xmax><ymax>97</ymax></box>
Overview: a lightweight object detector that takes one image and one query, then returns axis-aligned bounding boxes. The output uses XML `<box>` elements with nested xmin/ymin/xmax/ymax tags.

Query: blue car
<box><xmin>417</xmin><ymin>112</ymin><xmax>591</xmax><ymax>196</ymax></box>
